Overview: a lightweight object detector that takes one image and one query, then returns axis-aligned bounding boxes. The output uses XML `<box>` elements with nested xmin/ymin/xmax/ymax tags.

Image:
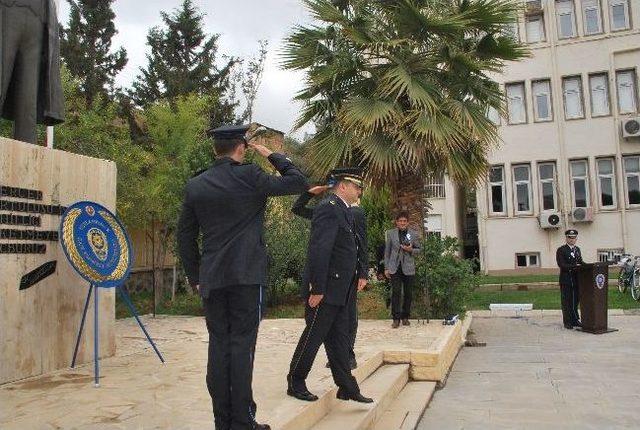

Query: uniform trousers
<box><xmin>203</xmin><ymin>284</ymin><xmax>264</xmax><ymax>430</ymax></box>
<box><xmin>560</xmin><ymin>281</ymin><xmax>580</xmax><ymax>326</ymax></box>
<box><xmin>347</xmin><ymin>285</ymin><xmax>358</xmax><ymax>362</ymax></box>
<box><xmin>288</xmin><ymin>297</ymin><xmax>360</xmax><ymax>395</ymax></box>
<box><xmin>0</xmin><ymin>1</ymin><xmax>45</xmax><ymax>143</ymax></box>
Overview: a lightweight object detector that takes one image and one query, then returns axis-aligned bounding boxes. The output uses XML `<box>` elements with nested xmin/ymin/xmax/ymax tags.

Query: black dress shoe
<box><xmin>336</xmin><ymin>387</ymin><xmax>374</xmax><ymax>403</ymax></box>
<box><xmin>564</xmin><ymin>324</ymin><xmax>574</xmax><ymax>329</ymax></box>
<box><xmin>254</xmin><ymin>424</ymin><xmax>271</xmax><ymax>430</ymax></box>
<box><xmin>287</xmin><ymin>375</ymin><xmax>319</xmax><ymax>401</ymax></box>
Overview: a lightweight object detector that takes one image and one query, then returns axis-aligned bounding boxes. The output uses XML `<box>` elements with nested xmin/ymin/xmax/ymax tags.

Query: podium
<box><xmin>576</xmin><ymin>263</ymin><xmax>617</xmax><ymax>334</ymax></box>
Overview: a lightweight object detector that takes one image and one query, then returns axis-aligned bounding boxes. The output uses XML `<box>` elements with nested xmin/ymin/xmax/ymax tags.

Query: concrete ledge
<box><xmin>470</xmin><ymin>309</ymin><xmax>637</xmax><ymax>318</ymax></box>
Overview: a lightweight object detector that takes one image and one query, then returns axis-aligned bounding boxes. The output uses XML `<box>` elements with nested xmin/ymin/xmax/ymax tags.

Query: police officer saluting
<box><xmin>556</xmin><ymin>229</ymin><xmax>584</xmax><ymax>329</ymax></box>
<box><xmin>177</xmin><ymin>124</ymin><xmax>308</xmax><ymax>430</ymax></box>
<box><xmin>290</xmin><ymin>169</ymin><xmax>369</xmax><ymax>370</ymax></box>
<box><xmin>287</xmin><ymin>168</ymin><xmax>373</xmax><ymax>404</ymax></box>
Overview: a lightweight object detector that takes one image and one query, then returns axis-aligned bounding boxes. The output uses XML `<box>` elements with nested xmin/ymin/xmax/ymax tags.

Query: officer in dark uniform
<box><xmin>290</xmin><ymin>171</ymin><xmax>369</xmax><ymax>370</ymax></box>
<box><xmin>286</xmin><ymin>168</ymin><xmax>373</xmax><ymax>404</ymax></box>
<box><xmin>177</xmin><ymin>124</ymin><xmax>308</xmax><ymax>430</ymax></box>
<box><xmin>556</xmin><ymin>229</ymin><xmax>584</xmax><ymax>329</ymax></box>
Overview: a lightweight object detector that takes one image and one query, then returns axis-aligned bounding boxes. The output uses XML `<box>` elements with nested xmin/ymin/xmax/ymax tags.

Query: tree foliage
<box><xmin>60</xmin><ymin>0</ymin><xmax>127</xmax><ymax>107</ymax></box>
<box><xmin>282</xmin><ymin>0</ymin><xmax>528</xmax><ymax>185</ymax></box>
<box><xmin>130</xmin><ymin>0</ymin><xmax>235</xmax><ymax>124</ymax></box>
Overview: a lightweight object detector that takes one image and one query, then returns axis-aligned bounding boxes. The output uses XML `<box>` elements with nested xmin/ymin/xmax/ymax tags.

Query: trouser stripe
<box><xmin>291</xmin><ymin>304</ymin><xmax>321</xmax><ymax>373</ymax></box>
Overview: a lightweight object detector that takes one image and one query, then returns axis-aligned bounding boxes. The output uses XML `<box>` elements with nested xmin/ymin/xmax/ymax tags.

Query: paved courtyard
<box><xmin>419</xmin><ymin>314</ymin><xmax>640</xmax><ymax>430</ymax></box>
<box><xmin>0</xmin><ymin>315</ymin><xmax>451</xmax><ymax>430</ymax></box>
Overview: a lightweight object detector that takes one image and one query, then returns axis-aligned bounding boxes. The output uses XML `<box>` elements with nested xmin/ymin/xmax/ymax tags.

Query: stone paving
<box><xmin>0</xmin><ymin>315</ymin><xmax>447</xmax><ymax>430</ymax></box>
<box><xmin>418</xmin><ymin>314</ymin><xmax>640</xmax><ymax>430</ymax></box>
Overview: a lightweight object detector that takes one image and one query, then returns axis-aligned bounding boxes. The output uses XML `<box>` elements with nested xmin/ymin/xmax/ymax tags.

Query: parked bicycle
<box><xmin>617</xmin><ymin>254</ymin><xmax>640</xmax><ymax>301</ymax></box>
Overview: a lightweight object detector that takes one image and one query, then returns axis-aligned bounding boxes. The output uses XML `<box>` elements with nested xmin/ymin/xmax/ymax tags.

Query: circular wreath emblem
<box><xmin>59</xmin><ymin>201</ymin><xmax>133</xmax><ymax>288</ymax></box>
<box><xmin>595</xmin><ymin>273</ymin><xmax>606</xmax><ymax>290</ymax></box>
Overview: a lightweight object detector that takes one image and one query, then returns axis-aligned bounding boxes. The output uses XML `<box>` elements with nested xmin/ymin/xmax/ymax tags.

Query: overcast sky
<box><xmin>57</xmin><ymin>0</ymin><xmax>315</xmax><ymax>137</ymax></box>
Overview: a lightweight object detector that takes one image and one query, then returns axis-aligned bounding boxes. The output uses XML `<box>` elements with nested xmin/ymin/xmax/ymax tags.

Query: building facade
<box><xmin>474</xmin><ymin>0</ymin><xmax>640</xmax><ymax>274</ymax></box>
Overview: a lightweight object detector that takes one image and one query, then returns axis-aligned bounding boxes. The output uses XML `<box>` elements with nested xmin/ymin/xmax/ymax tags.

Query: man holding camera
<box><xmin>177</xmin><ymin>124</ymin><xmax>308</xmax><ymax>430</ymax></box>
<box><xmin>384</xmin><ymin>211</ymin><xmax>421</xmax><ymax>328</ymax></box>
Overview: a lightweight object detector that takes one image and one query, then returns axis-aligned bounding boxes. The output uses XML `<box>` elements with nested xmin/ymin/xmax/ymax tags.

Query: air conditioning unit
<box><xmin>525</xmin><ymin>0</ymin><xmax>543</xmax><ymax>15</ymax></box>
<box><xmin>571</xmin><ymin>207</ymin><xmax>594</xmax><ymax>223</ymax></box>
<box><xmin>622</xmin><ymin>117</ymin><xmax>640</xmax><ymax>138</ymax></box>
<box><xmin>539</xmin><ymin>211</ymin><xmax>562</xmax><ymax>229</ymax></box>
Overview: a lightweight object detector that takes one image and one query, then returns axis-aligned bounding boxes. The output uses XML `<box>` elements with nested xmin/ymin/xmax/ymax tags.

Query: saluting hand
<box><xmin>248</xmin><ymin>142</ymin><xmax>273</xmax><ymax>158</ymax></box>
<box><xmin>308</xmin><ymin>294</ymin><xmax>323</xmax><ymax>308</ymax></box>
<box><xmin>357</xmin><ymin>278</ymin><xmax>367</xmax><ymax>292</ymax></box>
<box><xmin>308</xmin><ymin>185</ymin><xmax>330</xmax><ymax>195</ymax></box>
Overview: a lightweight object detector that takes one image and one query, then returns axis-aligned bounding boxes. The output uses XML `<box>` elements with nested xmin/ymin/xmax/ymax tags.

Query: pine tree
<box><xmin>60</xmin><ymin>0</ymin><xmax>127</xmax><ymax>108</ymax></box>
<box><xmin>130</xmin><ymin>0</ymin><xmax>236</xmax><ymax>117</ymax></box>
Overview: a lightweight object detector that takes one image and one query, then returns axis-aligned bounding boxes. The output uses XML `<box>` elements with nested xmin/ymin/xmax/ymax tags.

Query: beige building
<box><xmin>468</xmin><ymin>0</ymin><xmax>640</xmax><ymax>274</ymax></box>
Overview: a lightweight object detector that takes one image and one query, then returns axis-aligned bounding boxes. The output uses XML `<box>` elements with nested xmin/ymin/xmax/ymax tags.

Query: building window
<box><xmin>532</xmin><ymin>80</ymin><xmax>553</xmax><ymax>122</ymax></box>
<box><xmin>616</xmin><ymin>70</ymin><xmax>638</xmax><ymax>114</ymax></box>
<box><xmin>489</xmin><ymin>166</ymin><xmax>507</xmax><ymax>215</ymax></box>
<box><xmin>506</xmin><ymin>82</ymin><xmax>527</xmax><ymax>124</ymax></box>
<box><xmin>589</xmin><ymin>73</ymin><xmax>610</xmax><ymax>116</ymax></box>
<box><xmin>424</xmin><ymin>173</ymin><xmax>445</xmax><ymax>198</ymax></box>
<box><xmin>502</xmin><ymin>22</ymin><xmax>520</xmax><ymax>41</ymax></box>
<box><xmin>582</xmin><ymin>0</ymin><xmax>603</xmax><ymax>34</ymax></box>
<box><xmin>513</xmin><ymin>164</ymin><xmax>532</xmax><ymax>214</ymax></box>
<box><xmin>424</xmin><ymin>214</ymin><xmax>442</xmax><ymax>238</ymax></box>
<box><xmin>487</xmin><ymin>105</ymin><xmax>501</xmax><ymax>125</ymax></box>
<box><xmin>597</xmin><ymin>158</ymin><xmax>617</xmax><ymax>209</ymax></box>
<box><xmin>525</xmin><ymin>15</ymin><xmax>546</xmax><ymax>43</ymax></box>
<box><xmin>516</xmin><ymin>253</ymin><xmax>540</xmax><ymax>268</ymax></box>
<box><xmin>609</xmin><ymin>0</ymin><xmax>631</xmax><ymax>31</ymax></box>
<box><xmin>556</xmin><ymin>0</ymin><xmax>577</xmax><ymax>38</ymax></box>
<box><xmin>538</xmin><ymin>162</ymin><xmax>557</xmax><ymax>211</ymax></box>
<box><xmin>598</xmin><ymin>248</ymin><xmax>624</xmax><ymax>263</ymax></box>
<box><xmin>563</xmin><ymin>76</ymin><xmax>585</xmax><ymax>119</ymax></box>
<box><xmin>623</xmin><ymin>156</ymin><xmax>640</xmax><ymax>206</ymax></box>
<box><xmin>571</xmin><ymin>160</ymin><xmax>590</xmax><ymax>207</ymax></box>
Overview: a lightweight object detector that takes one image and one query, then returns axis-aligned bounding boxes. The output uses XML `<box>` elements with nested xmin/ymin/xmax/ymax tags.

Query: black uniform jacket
<box><xmin>556</xmin><ymin>244</ymin><xmax>584</xmax><ymax>286</ymax></box>
<box><xmin>177</xmin><ymin>153</ymin><xmax>308</xmax><ymax>298</ymax></box>
<box><xmin>292</xmin><ymin>191</ymin><xmax>368</xmax><ymax>279</ymax></box>
<box><xmin>301</xmin><ymin>194</ymin><xmax>359</xmax><ymax>306</ymax></box>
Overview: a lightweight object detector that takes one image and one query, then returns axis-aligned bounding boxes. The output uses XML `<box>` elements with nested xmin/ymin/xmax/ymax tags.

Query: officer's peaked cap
<box><xmin>207</xmin><ymin>124</ymin><xmax>251</xmax><ymax>140</ymax></box>
<box><xmin>565</xmin><ymin>229</ymin><xmax>578</xmax><ymax>237</ymax></box>
<box><xmin>329</xmin><ymin>167</ymin><xmax>365</xmax><ymax>187</ymax></box>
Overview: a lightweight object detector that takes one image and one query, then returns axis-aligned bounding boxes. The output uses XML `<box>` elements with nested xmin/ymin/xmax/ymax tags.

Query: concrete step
<box><xmin>370</xmin><ymin>381</ymin><xmax>437</xmax><ymax>430</ymax></box>
<box><xmin>308</xmin><ymin>364</ymin><xmax>409</xmax><ymax>430</ymax></box>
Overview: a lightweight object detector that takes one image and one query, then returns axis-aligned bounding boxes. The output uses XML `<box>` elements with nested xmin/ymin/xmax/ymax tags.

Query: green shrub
<box><xmin>413</xmin><ymin>235</ymin><xmax>480</xmax><ymax>319</ymax></box>
<box><xmin>264</xmin><ymin>196</ymin><xmax>310</xmax><ymax>306</ymax></box>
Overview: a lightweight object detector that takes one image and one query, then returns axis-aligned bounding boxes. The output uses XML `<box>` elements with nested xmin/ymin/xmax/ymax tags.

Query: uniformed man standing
<box><xmin>287</xmin><ymin>168</ymin><xmax>373</xmax><ymax>404</ymax></box>
<box><xmin>556</xmin><ymin>229</ymin><xmax>584</xmax><ymax>329</ymax></box>
<box><xmin>291</xmin><ymin>174</ymin><xmax>369</xmax><ymax>370</ymax></box>
<box><xmin>177</xmin><ymin>124</ymin><xmax>308</xmax><ymax>430</ymax></box>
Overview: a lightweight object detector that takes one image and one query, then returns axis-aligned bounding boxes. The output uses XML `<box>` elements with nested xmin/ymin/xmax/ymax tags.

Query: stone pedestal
<box><xmin>0</xmin><ymin>137</ymin><xmax>117</xmax><ymax>384</ymax></box>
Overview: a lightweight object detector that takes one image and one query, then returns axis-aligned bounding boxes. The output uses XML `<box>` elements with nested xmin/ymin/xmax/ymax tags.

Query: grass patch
<box><xmin>478</xmin><ymin>274</ymin><xmax>558</xmax><ymax>284</ymax></box>
<box><xmin>479</xmin><ymin>269</ymin><xmax>620</xmax><ymax>285</ymax></box>
<box><xmin>118</xmin><ymin>283</ymin><xmax>639</xmax><ymax>320</ymax></box>
<box><xmin>469</xmin><ymin>288</ymin><xmax>640</xmax><ymax>310</ymax></box>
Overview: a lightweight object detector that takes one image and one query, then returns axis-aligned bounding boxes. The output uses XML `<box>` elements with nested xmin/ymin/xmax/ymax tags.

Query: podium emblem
<box><xmin>59</xmin><ymin>201</ymin><xmax>132</xmax><ymax>288</ymax></box>
<box><xmin>595</xmin><ymin>273</ymin><xmax>606</xmax><ymax>289</ymax></box>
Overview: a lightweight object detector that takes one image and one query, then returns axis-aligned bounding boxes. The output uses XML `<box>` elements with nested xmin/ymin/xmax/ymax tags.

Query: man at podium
<box><xmin>556</xmin><ymin>229</ymin><xmax>584</xmax><ymax>329</ymax></box>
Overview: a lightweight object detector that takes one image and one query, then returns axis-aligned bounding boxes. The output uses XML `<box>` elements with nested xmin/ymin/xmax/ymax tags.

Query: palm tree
<box><xmin>283</xmin><ymin>0</ymin><xmax>528</xmax><ymax>227</ymax></box>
